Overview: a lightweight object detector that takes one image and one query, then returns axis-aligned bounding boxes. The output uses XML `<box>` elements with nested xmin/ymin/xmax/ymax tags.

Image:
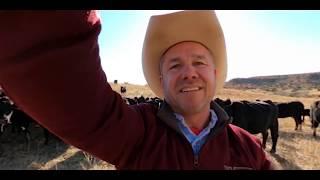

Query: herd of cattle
<box><xmin>1</xmin><ymin>87</ymin><xmax>320</xmax><ymax>154</ymax></box>
<box><xmin>120</xmin><ymin>86</ymin><xmax>320</xmax><ymax>154</ymax></box>
<box><xmin>0</xmin><ymin>92</ymin><xmax>50</xmax><ymax>145</ymax></box>
<box><xmin>122</xmin><ymin>96</ymin><xmax>320</xmax><ymax>153</ymax></box>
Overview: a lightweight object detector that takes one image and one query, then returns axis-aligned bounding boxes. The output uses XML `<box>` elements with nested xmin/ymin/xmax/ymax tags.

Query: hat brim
<box><xmin>142</xmin><ymin>10</ymin><xmax>227</xmax><ymax>98</ymax></box>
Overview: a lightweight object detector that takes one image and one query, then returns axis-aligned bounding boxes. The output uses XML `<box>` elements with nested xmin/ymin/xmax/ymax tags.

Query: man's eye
<box><xmin>194</xmin><ymin>61</ymin><xmax>206</xmax><ymax>66</ymax></box>
<box><xmin>169</xmin><ymin>64</ymin><xmax>180</xmax><ymax>69</ymax></box>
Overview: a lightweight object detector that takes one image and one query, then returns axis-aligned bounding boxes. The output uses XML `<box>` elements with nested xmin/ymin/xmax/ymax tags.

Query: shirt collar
<box><xmin>174</xmin><ymin>109</ymin><xmax>218</xmax><ymax>135</ymax></box>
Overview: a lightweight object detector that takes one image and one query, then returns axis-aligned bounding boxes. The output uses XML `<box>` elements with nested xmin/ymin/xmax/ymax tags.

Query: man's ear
<box><xmin>160</xmin><ymin>75</ymin><xmax>163</xmax><ymax>86</ymax></box>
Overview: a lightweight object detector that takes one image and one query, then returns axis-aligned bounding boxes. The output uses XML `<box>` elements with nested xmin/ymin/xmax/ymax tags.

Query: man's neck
<box><xmin>182</xmin><ymin>109</ymin><xmax>211</xmax><ymax>130</ymax></box>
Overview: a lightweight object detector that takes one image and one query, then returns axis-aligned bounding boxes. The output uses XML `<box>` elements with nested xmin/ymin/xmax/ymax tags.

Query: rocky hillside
<box><xmin>225</xmin><ymin>72</ymin><xmax>320</xmax><ymax>98</ymax></box>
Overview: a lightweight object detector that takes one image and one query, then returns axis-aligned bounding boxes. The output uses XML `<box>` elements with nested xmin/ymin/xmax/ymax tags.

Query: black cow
<box><xmin>1</xmin><ymin>103</ymin><xmax>51</xmax><ymax>145</ymax></box>
<box><xmin>10</xmin><ymin>107</ymin><xmax>51</xmax><ymax>145</ymax></box>
<box><xmin>125</xmin><ymin>96</ymin><xmax>163</xmax><ymax>109</ymax></box>
<box><xmin>310</xmin><ymin>101</ymin><xmax>320</xmax><ymax>137</ymax></box>
<box><xmin>214</xmin><ymin>98</ymin><xmax>279</xmax><ymax>153</ymax></box>
<box><xmin>302</xmin><ymin>108</ymin><xmax>310</xmax><ymax>122</ymax></box>
<box><xmin>125</xmin><ymin>97</ymin><xmax>137</xmax><ymax>105</ymax></box>
<box><xmin>9</xmin><ymin>107</ymin><xmax>33</xmax><ymax>143</ymax></box>
<box><xmin>120</xmin><ymin>86</ymin><xmax>127</xmax><ymax>94</ymax></box>
<box><xmin>0</xmin><ymin>98</ymin><xmax>12</xmax><ymax>135</ymax></box>
<box><xmin>144</xmin><ymin>97</ymin><xmax>163</xmax><ymax>109</ymax></box>
<box><xmin>136</xmin><ymin>96</ymin><xmax>146</xmax><ymax>104</ymax></box>
<box><xmin>0</xmin><ymin>98</ymin><xmax>12</xmax><ymax>116</ymax></box>
<box><xmin>276</xmin><ymin>101</ymin><xmax>304</xmax><ymax>131</ymax></box>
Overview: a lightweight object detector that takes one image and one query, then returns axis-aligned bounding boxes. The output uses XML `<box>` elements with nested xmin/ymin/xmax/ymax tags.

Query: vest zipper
<box><xmin>194</xmin><ymin>155</ymin><xmax>199</xmax><ymax>169</ymax></box>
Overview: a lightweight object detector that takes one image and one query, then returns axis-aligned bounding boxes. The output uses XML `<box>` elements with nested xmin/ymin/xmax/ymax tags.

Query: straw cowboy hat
<box><xmin>142</xmin><ymin>10</ymin><xmax>227</xmax><ymax>98</ymax></box>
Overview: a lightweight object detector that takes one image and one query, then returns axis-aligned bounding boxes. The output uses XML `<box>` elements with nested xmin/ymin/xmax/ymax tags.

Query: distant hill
<box><xmin>225</xmin><ymin>72</ymin><xmax>320</xmax><ymax>98</ymax></box>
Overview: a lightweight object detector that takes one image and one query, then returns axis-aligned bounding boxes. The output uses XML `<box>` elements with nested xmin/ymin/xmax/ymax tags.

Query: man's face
<box><xmin>160</xmin><ymin>41</ymin><xmax>216</xmax><ymax>116</ymax></box>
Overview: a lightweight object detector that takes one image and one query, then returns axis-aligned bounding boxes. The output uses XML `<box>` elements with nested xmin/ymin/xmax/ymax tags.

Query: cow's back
<box><xmin>278</xmin><ymin>101</ymin><xmax>304</xmax><ymax>118</ymax></box>
<box><xmin>231</xmin><ymin>101</ymin><xmax>276</xmax><ymax>134</ymax></box>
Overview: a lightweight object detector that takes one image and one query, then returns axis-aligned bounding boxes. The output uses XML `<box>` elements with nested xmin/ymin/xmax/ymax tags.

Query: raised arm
<box><xmin>0</xmin><ymin>11</ymin><xmax>144</xmax><ymax>166</ymax></box>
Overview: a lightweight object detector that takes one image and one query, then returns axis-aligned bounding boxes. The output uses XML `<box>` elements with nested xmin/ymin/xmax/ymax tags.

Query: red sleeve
<box><xmin>228</xmin><ymin>125</ymin><xmax>276</xmax><ymax>170</ymax></box>
<box><xmin>255</xmin><ymin>139</ymin><xmax>275</xmax><ymax>170</ymax></box>
<box><xmin>0</xmin><ymin>11</ymin><xmax>144</xmax><ymax>166</ymax></box>
<box><xmin>249</xmin><ymin>133</ymin><xmax>276</xmax><ymax>170</ymax></box>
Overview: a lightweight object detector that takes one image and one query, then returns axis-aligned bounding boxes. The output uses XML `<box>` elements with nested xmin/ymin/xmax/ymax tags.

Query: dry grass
<box><xmin>0</xmin><ymin>83</ymin><xmax>319</xmax><ymax>170</ymax></box>
<box><xmin>0</xmin><ymin>125</ymin><xmax>115</xmax><ymax>170</ymax></box>
<box><xmin>262</xmin><ymin>118</ymin><xmax>320</xmax><ymax>170</ymax></box>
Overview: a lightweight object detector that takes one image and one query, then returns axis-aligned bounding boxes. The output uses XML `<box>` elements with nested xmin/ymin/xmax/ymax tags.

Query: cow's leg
<box><xmin>313</xmin><ymin>122</ymin><xmax>319</xmax><ymax>137</ymax></box>
<box><xmin>11</xmin><ymin>123</ymin><xmax>16</xmax><ymax>133</ymax></box>
<box><xmin>0</xmin><ymin>123</ymin><xmax>6</xmax><ymax>136</ymax></box>
<box><xmin>21</xmin><ymin>127</ymin><xmax>31</xmax><ymax>144</ymax></box>
<box><xmin>294</xmin><ymin>116</ymin><xmax>303</xmax><ymax>131</ymax></box>
<box><xmin>26</xmin><ymin>131</ymin><xmax>31</xmax><ymax>152</ymax></box>
<box><xmin>294</xmin><ymin>117</ymin><xmax>299</xmax><ymax>131</ymax></box>
<box><xmin>262</xmin><ymin>131</ymin><xmax>268</xmax><ymax>149</ymax></box>
<box><xmin>19</xmin><ymin>126</ymin><xmax>31</xmax><ymax>151</ymax></box>
<box><xmin>298</xmin><ymin>115</ymin><xmax>303</xmax><ymax>131</ymax></box>
<box><xmin>43</xmin><ymin>127</ymin><xmax>49</xmax><ymax>145</ymax></box>
<box><xmin>270</xmin><ymin>119</ymin><xmax>279</xmax><ymax>154</ymax></box>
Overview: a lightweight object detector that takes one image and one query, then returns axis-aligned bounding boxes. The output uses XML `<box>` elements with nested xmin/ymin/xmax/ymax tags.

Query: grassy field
<box><xmin>0</xmin><ymin>83</ymin><xmax>319</xmax><ymax>170</ymax></box>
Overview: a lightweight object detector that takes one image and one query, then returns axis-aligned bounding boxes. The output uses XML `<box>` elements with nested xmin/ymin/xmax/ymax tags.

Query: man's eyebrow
<box><xmin>191</xmin><ymin>54</ymin><xmax>207</xmax><ymax>60</ymax></box>
<box><xmin>166</xmin><ymin>57</ymin><xmax>181</xmax><ymax>64</ymax></box>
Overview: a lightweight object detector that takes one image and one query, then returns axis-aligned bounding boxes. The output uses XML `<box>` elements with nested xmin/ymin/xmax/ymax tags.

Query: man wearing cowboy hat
<box><xmin>0</xmin><ymin>10</ymin><xmax>276</xmax><ymax>169</ymax></box>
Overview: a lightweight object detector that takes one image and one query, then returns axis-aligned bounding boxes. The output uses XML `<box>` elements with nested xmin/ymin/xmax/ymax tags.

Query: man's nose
<box><xmin>182</xmin><ymin>65</ymin><xmax>198</xmax><ymax>80</ymax></box>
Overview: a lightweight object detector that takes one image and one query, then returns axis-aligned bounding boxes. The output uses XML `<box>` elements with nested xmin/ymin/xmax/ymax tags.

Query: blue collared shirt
<box><xmin>174</xmin><ymin>109</ymin><xmax>218</xmax><ymax>155</ymax></box>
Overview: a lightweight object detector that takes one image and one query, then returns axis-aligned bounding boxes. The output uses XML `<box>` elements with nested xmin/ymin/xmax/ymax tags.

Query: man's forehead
<box><xmin>165</xmin><ymin>54</ymin><xmax>208</xmax><ymax>63</ymax></box>
<box><xmin>162</xmin><ymin>41</ymin><xmax>213</xmax><ymax>59</ymax></box>
<box><xmin>166</xmin><ymin>41</ymin><xmax>208</xmax><ymax>53</ymax></box>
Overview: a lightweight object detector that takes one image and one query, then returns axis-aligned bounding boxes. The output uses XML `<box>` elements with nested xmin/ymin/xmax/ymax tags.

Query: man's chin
<box><xmin>170</xmin><ymin>98</ymin><xmax>207</xmax><ymax>113</ymax></box>
<box><xmin>180</xmin><ymin>104</ymin><xmax>203</xmax><ymax>114</ymax></box>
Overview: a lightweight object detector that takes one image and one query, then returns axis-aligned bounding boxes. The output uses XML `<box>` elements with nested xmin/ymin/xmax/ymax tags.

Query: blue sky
<box><xmin>98</xmin><ymin>10</ymin><xmax>320</xmax><ymax>85</ymax></box>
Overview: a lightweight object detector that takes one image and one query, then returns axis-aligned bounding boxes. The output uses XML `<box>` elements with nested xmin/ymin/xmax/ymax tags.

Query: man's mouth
<box><xmin>180</xmin><ymin>87</ymin><xmax>202</xmax><ymax>93</ymax></box>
